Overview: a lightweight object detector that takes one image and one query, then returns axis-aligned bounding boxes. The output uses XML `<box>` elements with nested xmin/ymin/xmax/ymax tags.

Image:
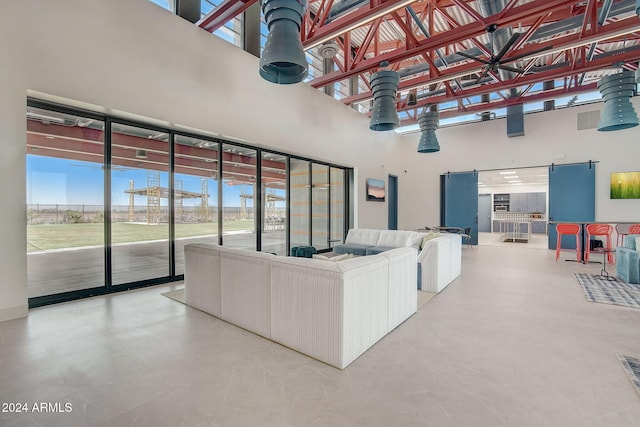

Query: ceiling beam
<box><xmin>308</xmin><ymin>0</ymin><xmax>579</xmax><ymax>89</ymax></box>
<box><xmin>197</xmin><ymin>0</ymin><xmax>259</xmax><ymax>33</ymax></box>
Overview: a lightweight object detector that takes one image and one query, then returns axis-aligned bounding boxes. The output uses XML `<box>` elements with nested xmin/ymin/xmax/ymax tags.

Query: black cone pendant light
<box><xmin>369</xmin><ymin>70</ymin><xmax>400</xmax><ymax>131</ymax></box>
<box><xmin>260</xmin><ymin>0</ymin><xmax>308</xmax><ymax>84</ymax></box>
<box><xmin>417</xmin><ymin>108</ymin><xmax>440</xmax><ymax>153</ymax></box>
<box><xmin>597</xmin><ymin>71</ymin><xmax>639</xmax><ymax>131</ymax></box>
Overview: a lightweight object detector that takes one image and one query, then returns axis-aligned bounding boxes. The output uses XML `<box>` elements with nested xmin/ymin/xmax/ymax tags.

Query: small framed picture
<box><xmin>366</xmin><ymin>178</ymin><xmax>385</xmax><ymax>202</ymax></box>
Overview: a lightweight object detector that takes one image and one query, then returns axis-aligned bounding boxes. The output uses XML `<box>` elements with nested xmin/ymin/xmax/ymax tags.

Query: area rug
<box><xmin>574</xmin><ymin>273</ymin><xmax>640</xmax><ymax>309</ymax></box>
<box><xmin>618</xmin><ymin>355</ymin><xmax>640</xmax><ymax>397</ymax></box>
<box><xmin>417</xmin><ymin>290</ymin><xmax>437</xmax><ymax>310</ymax></box>
<box><xmin>161</xmin><ymin>288</ymin><xmax>186</xmax><ymax>304</ymax></box>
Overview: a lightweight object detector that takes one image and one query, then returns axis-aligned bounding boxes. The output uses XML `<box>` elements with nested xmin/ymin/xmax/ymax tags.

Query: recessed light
<box><xmin>510</xmin><ymin>180</ymin><xmax>523</xmax><ymax>183</ymax></box>
<box><xmin>499</xmin><ymin>171</ymin><xmax>516</xmax><ymax>175</ymax></box>
<box><xmin>504</xmin><ymin>176</ymin><xmax>520</xmax><ymax>179</ymax></box>
<box><xmin>511</xmin><ymin>182</ymin><xmax>523</xmax><ymax>185</ymax></box>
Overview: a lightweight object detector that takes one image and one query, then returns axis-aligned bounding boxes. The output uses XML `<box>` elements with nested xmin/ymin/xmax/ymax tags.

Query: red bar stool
<box><xmin>616</xmin><ymin>223</ymin><xmax>634</xmax><ymax>246</ymax></box>
<box><xmin>629</xmin><ymin>224</ymin><xmax>640</xmax><ymax>235</ymax></box>
<box><xmin>585</xmin><ymin>223</ymin><xmax>614</xmax><ymax>264</ymax></box>
<box><xmin>555</xmin><ymin>223</ymin><xmax>582</xmax><ymax>262</ymax></box>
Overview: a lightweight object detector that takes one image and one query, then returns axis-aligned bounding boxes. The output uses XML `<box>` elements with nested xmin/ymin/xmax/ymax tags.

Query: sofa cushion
<box><xmin>344</xmin><ymin>229</ymin><xmax>381</xmax><ymax>246</ymax></box>
<box><xmin>333</xmin><ymin>243</ymin><xmax>371</xmax><ymax>256</ymax></box>
<box><xmin>376</xmin><ymin>230</ymin><xmax>415</xmax><ymax>247</ymax></box>
<box><xmin>365</xmin><ymin>246</ymin><xmax>396</xmax><ymax>255</ymax></box>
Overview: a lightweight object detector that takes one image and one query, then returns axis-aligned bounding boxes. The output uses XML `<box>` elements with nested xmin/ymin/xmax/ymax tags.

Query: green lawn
<box><xmin>27</xmin><ymin>220</ymin><xmax>255</xmax><ymax>252</ymax></box>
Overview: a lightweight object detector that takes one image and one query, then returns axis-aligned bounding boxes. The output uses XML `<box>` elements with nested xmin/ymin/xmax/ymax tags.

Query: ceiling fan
<box><xmin>456</xmin><ymin>24</ymin><xmax>552</xmax><ymax>84</ymax></box>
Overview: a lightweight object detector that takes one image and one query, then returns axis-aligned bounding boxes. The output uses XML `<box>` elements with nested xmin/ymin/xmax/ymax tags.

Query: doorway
<box><xmin>477</xmin><ymin>167</ymin><xmax>549</xmax><ymax>249</ymax></box>
<box><xmin>388</xmin><ymin>174</ymin><xmax>398</xmax><ymax>230</ymax></box>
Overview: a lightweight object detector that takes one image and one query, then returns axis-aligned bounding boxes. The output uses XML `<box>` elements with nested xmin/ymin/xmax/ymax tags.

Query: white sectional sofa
<box><xmin>333</xmin><ymin>229</ymin><xmax>462</xmax><ymax>293</ymax></box>
<box><xmin>184</xmin><ymin>244</ymin><xmax>417</xmax><ymax>369</ymax></box>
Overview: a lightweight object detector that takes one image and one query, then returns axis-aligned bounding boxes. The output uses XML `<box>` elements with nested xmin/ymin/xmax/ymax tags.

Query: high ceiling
<box><xmin>198</xmin><ymin>0</ymin><xmax>640</xmax><ymax>125</ymax></box>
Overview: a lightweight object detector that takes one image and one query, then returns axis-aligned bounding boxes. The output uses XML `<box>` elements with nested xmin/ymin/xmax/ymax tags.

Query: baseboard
<box><xmin>0</xmin><ymin>304</ymin><xmax>28</xmax><ymax>322</ymax></box>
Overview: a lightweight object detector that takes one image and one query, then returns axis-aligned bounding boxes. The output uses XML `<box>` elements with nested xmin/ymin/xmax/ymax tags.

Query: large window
<box><xmin>221</xmin><ymin>144</ymin><xmax>257</xmax><ymax>250</ymax></box>
<box><xmin>26</xmin><ymin>102</ymin><xmax>350</xmax><ymax>306</ymax></box>
<box><xmin>290</xmin><ymin>159</ymin><xmax>310</xmax><ymax>247</ymax></box>
<box><xmin>312</xmin><ymin>163</ymin><xmax>330</xmax><ymax>250</ymax></box>
<box><xmin>174</xmin><ymin>135</ymin><xmax>219</xmax><ymax>275</ymax></box>
<box><xmin>26</xmin><ymin>108</ymin><xmax>105</xmax><ymax>298</ymax></box>
<box><xmin>261</xmin><ymin>153</ymin><xmax>287</xmax><ymax>255</ymax></box>
<box><xmin>110</xmin><ymin>123</ymin><xmax>170</xmax><ymax>285</ymax></box>
<box><xmin>330</xmin><ymin>167</ymin><xmax>345</xmax><ymax>247</ymax></box>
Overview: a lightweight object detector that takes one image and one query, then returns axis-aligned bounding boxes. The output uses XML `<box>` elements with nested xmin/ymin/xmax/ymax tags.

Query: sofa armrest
<box><xmin>184</xmin><ymin>244</ymin><xmax>222</xmax><ymax>317</ymax></box>
<box><xmin>616</xmin><ymin>247</ymin><xmax>640</xmax><ymax>284</ymax></box>
<box><xmin>270</xmin><ymin>255</ymin><xmax>389</xmax><ymax>369</ymax></box>
<box><xmin>417</xmin><ymin>237</ymin><xmax>452</xmax><ymax>293</ymax></box>
<box><xmin>381</xmin><ymin>247</ymin><xmax>417</xmax><ymax>331</ymax></box>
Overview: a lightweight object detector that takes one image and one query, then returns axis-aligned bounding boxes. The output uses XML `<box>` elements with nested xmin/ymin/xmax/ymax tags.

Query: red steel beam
<box><xmin>197</xmin><ymin>0</ymin><xmax>259</xmax><ymax>33</ymax></box>
<box><xmin>309</xmin><ymin>0</ymin><xmax>579</xmax><ymax>89</ymax></box>
<box><xmin>27</xmin><ymin>134</ymin><xmax>285</xmax><ymax>183</ymax></box>
<box><xmin>340</xmin><ymin>15</ymin><xmax>640</xmax><ymax>105</ymax></box>
<box><xmin>396</xmin><ymin>47</ymin><xmax>640</xmax><ymax>114</ymax></box>
<box><xmin>26</xmin><ymin>121</ymin><xmax>286</xmax><ymax>171</ymax></box>
<box><xmin>398</xmin><ymin>81</ymin><xmax>599</xmax><ymax>124</ymax></box>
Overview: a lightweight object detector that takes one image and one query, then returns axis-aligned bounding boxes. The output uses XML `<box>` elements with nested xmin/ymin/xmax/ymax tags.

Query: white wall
<box><xmin>399</xmin><ymin>100</ymin><xmax>640</xmax><ymax>230</ymax></box>
<box><xmin>0</xmin><ymin>0</ymin><xmax>402</xmax><ymax>320</ymax></box>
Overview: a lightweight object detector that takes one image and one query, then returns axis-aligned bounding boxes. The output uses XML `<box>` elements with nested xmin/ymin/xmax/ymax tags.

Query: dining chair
<box><xmin>460</xmin><ymin>227</ymin><xmax>472</xmax><ymax>248</ymax></box>
<box><xmin>615</xmin><ymin>223</ymin><xmax>634</xmax><ymax>247</ymax></box>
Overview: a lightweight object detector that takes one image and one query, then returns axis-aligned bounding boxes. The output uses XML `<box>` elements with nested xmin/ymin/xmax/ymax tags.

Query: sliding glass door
<box><xmin>221</xmin><ymin>144</ymin><xmax>257</xmax><ymax>250</ymax></box>
<box><xmin>110</xmin><ymin>123</ymin><xmax>170</xmax><ymax>285</ymax></box>
<box><xmin>26</xmin><ymin>108</ymin><xmax>106</xmax><ymax>298</ymax></box>
<box><xmin>174</xmin><ymin>135</ymin><xmax>219</xmax><ymax>275</ymax></box>
<box><xmin>290</xmin><ymin>159</ymin><xmax>310</xmax><ymax>248</ymax></box>
<box><xmin>261</xmin><ymin>153</ymin><xmax>287</xmax><ymax>255</ymax></box>
<box><xmin>26</xmin><ymin>102</ymin><xmax>351</xmax><ymax>307</ymax></box>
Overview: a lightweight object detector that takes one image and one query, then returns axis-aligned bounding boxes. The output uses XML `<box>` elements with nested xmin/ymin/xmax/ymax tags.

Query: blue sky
<box><xmin>26</xmin><ymin>156</ymin><xmax>262</xmax><ymax>208</ymax></box>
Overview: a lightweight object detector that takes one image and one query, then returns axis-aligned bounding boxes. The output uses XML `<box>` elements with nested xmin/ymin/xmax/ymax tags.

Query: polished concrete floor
<box><xmin>2</xmin><ymin>245</ymin><xmax>640</xmax><ymax>426</ymax></box>
<box><xmin>478</xmin><ymin>231</ymin><xmax>549</xmax><ymax>249</ymax></box>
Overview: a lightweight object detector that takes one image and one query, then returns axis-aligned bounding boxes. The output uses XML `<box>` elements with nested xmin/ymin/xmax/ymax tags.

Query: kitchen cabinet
<box><xmin>531</xmin><ymin>221</ymin><xmax>547</xmax><ymax>234</ymax></box>
<box><xmin>507</xmin><ymin>192</ymin><xmax>546</xmax><ymax>213</ymax></box>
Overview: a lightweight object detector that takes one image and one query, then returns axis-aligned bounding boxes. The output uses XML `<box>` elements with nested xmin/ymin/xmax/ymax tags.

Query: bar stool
<box><xmin>585</xmin><ymin>223</ymin><xmax>614</xmax><ymax>264</ymax></box>
<box><xmin>555</xmin><ymin>223</ymin><xmax>581</xmax><ymax>262</ymax></box>
<box><xmin>629</xmin><ymin>224</ymin><xmax>640</xmax><ymax>234</ymax></box>
<box><xmin>615</xmin><ymin>223</ymin><xmax>634</xmax><ymax>247</ymax></box>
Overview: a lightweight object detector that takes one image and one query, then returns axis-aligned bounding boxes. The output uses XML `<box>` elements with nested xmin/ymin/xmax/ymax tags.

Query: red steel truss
<box><xmin>197</xmin><ymin>0</ymin><xmax>640</xmax><ymax>122</ymax></box>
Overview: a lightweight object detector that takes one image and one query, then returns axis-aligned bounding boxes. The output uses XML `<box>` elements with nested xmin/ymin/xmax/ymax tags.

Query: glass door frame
<box><xmin>27</xmin><ymin>99</ymin><xmax>352</xmax><ymax>308</ymax></box>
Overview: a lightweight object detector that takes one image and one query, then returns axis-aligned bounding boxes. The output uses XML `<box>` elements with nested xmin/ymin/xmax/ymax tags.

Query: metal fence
<box><xmin>26</xmin><ymin>204</ymin><xmax>284</xmax><ymax>225</ymax></box>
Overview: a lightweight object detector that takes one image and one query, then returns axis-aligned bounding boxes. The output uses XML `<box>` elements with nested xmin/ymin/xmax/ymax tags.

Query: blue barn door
<box><xmin>441</xmin><ymin>172</ymin><xmax>478</xmax><ymax>245</ymax></box>
<box><xmin>548</xmin><ymin>163</ymin><xmax>595</xmax><ymax>249</ymax></box>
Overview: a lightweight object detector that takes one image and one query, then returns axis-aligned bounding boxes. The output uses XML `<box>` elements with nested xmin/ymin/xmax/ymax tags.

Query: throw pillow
<box><xmin>331</xmin><ymin>253</ymin><xmax>354</xmax><ymax>262</ymax></box>
<box><xmin>409</xmin><ymin>235</ymin><xmax>423</xmax><ymax>250</ymax></box>
<box><xmin>420</xmin><ymin>232</ymin><xmax>440</xmax><ymax>250</ymax></box>
<box><xmin>313</xmin><ymin>253</ymin><xmax>354</xmax><ymax>262</ymax></box>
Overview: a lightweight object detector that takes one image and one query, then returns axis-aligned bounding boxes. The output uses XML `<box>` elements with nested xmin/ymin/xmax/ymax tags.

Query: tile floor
<box><xmin>2</xmin><ymin>245</ymin><xmax>640</xmax><ymax>426</ymax></box>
